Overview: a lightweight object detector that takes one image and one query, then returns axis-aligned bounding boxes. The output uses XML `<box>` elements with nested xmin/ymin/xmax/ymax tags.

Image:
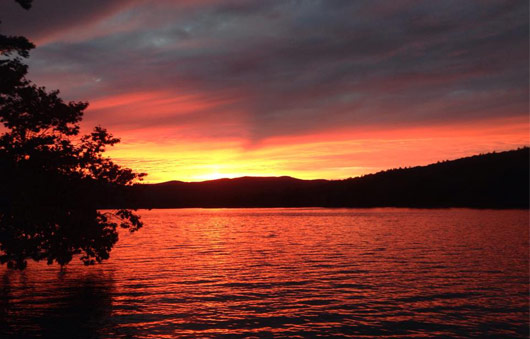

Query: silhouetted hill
<box><xmin>121</xmin><ymin>148</ymin><xmax>529</xmax><ymax>209</ymax></box>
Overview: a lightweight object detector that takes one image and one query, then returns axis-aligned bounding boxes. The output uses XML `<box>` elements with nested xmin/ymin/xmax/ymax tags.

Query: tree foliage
<box><xmin>0</xmin><ymin>0</ymin><xmax>144</xmax><ymax>269</ymax></box>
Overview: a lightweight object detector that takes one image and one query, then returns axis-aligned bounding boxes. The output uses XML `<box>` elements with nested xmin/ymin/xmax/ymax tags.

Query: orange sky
<box><xmin>101</xmin><ymin>114</ymin><xmax>528</xmax><ymax>183</ymax></box>
<box><xmin>1</xmin><ymin>0</ymin><xmax>528</xmax><ymax>183</ymax></box>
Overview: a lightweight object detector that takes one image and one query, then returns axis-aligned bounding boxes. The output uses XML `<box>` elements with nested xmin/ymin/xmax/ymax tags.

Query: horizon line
<box><xmin>137</xmin><ymin>146</ymin><xmax>529</xmax><ymax>185</ymax></box>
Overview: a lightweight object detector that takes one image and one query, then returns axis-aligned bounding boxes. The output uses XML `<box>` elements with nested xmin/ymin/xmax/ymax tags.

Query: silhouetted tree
<box><xmin>0</xmin><ymin>0</ymin><xmax>144</xmax><ymax>269</ymax></box>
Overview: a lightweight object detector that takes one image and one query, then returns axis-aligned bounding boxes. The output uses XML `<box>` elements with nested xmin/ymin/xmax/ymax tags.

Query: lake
<box><xmin>1</xmin><ymin>208</ymin><xmax>528</xmax><ymax>338</ymax></box>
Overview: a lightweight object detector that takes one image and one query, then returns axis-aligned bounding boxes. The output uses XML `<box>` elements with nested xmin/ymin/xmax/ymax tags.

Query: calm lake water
<box><xmin>0</xmin><ymin>208</ymin><xmax>528</xmax><ymax>338</ymax></box>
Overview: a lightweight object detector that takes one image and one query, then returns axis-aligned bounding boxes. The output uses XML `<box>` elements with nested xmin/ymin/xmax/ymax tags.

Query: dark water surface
<box><xmin>1</xmin><ymin>208</ymin><xmax>528</xmax><ymax>338</ymax></box>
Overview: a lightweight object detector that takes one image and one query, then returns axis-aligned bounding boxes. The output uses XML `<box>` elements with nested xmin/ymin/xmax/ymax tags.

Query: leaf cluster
<box><xmin>0</xmin><ymin>0</ymin><xmax>145</xmax><ymax>269</ymax></box>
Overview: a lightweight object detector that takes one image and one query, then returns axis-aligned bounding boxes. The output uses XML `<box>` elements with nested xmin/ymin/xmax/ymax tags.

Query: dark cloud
<box><xmin>0</xmin><ymin>0</ymin><xmax>136</xmax><ymax>43</ymax></box>
<box><xmin>1</xmin><ymin>0</ymin><xmax>528</xmax><ymax>141</ymax></box>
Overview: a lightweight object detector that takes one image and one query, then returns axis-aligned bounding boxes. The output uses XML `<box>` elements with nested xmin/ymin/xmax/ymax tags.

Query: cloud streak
<box><xmin>0</xmin><ymin>0</ymin><xmax>527</xmax><ymax>181</ymax></box>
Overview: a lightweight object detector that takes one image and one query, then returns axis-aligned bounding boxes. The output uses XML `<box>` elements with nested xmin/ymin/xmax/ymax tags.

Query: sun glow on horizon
<box><xmin>182</xmin><ymin>165</ymin><xmax>277</xmax><ymax>182</ymax></box>
<box><xmin>2</xmin><ymin>0</ymin><xmax>526</xmax><ymax>185</ymax></box>
<box><xmin>104</xmin><ymin>116</ymin><xmax>529</xmax><ymax>183</ymax></box>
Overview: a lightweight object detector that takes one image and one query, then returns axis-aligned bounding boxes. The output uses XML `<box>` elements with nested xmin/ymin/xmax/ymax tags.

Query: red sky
<box><xmin>1</xmin><ymin>0</ymin><xmax>528</xmax><ymax>182</ymax></box>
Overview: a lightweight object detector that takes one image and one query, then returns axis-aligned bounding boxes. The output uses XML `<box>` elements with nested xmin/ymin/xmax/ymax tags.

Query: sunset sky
<box><xmin>1</xmin><ymin>0</ymin><xmax>528</xmax><ymax>182</ymax></box>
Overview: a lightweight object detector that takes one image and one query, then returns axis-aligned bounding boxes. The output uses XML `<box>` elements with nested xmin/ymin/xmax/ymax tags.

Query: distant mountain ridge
<box><xmin>121</xmin><ymin>147</ymin><xmax>529</xmax><ymax>209</ymax></box>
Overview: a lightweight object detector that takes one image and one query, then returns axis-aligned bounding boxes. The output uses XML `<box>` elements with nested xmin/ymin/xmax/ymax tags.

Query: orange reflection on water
<box><xmin>0</xmin><ymin>208</ymin><xmax>528</xmax><ymax>338</ymax></box>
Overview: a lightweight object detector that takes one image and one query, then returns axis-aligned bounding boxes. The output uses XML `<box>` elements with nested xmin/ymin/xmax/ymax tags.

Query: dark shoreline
<box><xmin>110</xmin><ymin>148</ymin><xmax>529</xmax><ymax>210</ymax></box>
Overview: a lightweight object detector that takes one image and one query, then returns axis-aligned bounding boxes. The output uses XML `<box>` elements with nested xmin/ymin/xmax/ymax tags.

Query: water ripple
<box><xmin>0</xmin><ymin>208</ymin><xmax>528</xmax><ymax>338</ymax></box>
